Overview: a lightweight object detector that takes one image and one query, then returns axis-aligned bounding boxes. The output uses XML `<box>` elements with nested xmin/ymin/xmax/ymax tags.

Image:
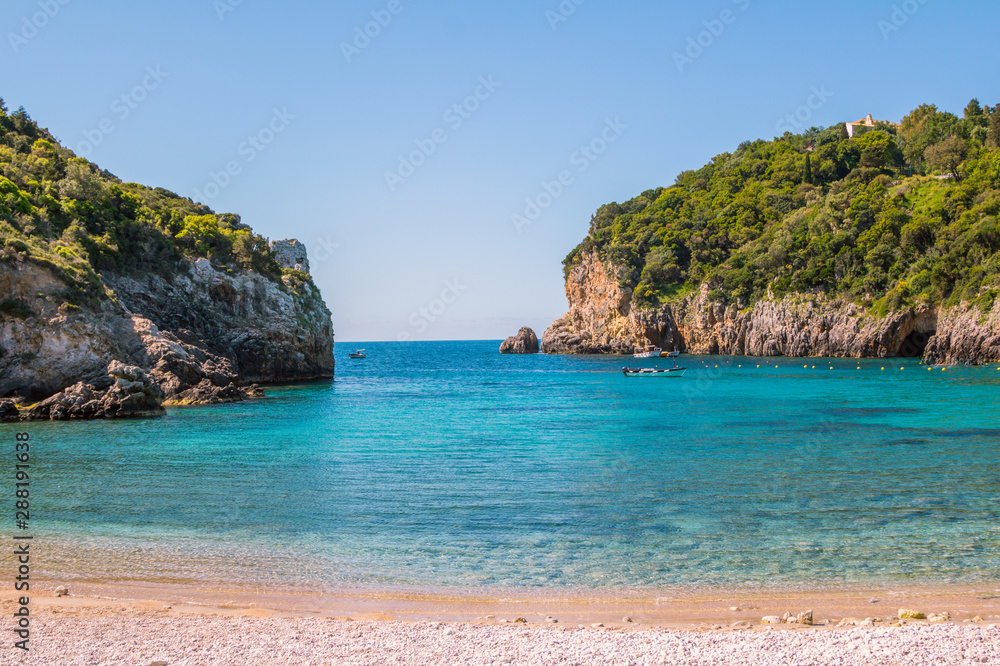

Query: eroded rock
<box><xmin>2</xmin><ymin>242</ymin><xmax>334</xmax><ymax>420</ymax></box>
<box><xmin>542</xmin><ymin>250</ymin><xmax>998</xmax><ymax>364</ymax></box>
<box><xmin>500</xmin><ymin>327</ymin><xmax>540</xmax><ymax>354</ymax></box>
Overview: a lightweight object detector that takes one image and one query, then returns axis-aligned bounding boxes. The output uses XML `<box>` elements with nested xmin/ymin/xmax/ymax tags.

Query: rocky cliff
<box><xmin>0</xmin><ymin>239</ymin><xmax>334</xmax><ymax>419</ymax></box>
<box><xmin>542</xmin><ymin>251</ymin><xmax>999</xmax><ymax>363</ymax></box>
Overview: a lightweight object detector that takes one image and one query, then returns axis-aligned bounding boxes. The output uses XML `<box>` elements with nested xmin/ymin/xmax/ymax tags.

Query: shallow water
<box><xmin>5</xmin><ymin>341</ymin><xmax>1000</xmax><ymax>593</ymax></box>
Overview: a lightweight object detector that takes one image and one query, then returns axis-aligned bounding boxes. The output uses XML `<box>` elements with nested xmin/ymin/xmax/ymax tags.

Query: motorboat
<box><xmin>622</xmin><ymin>366</ymin><xmax>687</xmax><ymax>377</ymax></box>
<box><xmin>633</xmin><ymin>345</ymin><xmax>662</xmax><ymax>359</ymax></box>
<box><xmin>660</xmin><ymin>346</ymin><xmax>681</xmax><ymax>358</ymax></box>
<box><xmin>348</xmin><ymin>349</ymin><xmax>366</xmax><ymax>359</ymax></box>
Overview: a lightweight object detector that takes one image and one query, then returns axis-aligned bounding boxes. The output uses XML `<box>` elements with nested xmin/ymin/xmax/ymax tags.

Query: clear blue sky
<box><xmin>1</xmin><ymin>0</ymin><xmax>996</xmax><ymax>342</ymax></box>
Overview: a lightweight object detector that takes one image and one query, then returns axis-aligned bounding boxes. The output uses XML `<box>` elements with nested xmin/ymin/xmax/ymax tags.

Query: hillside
<box><xmin>544</xmin><ymin>100</ymin><xmax>1000</xmax><ymax>363</ymax></box>
<box><xmin>0</xmin><ymin>99</ymin><xmax>335</xmax><ymax>419</ymax></box>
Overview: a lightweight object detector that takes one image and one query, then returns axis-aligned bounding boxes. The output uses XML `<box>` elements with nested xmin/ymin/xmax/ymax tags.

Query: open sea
<box><xmin>4</xmin><ymin>340</ymin><xmax>1000</xmax><ymax>595</ymax></box>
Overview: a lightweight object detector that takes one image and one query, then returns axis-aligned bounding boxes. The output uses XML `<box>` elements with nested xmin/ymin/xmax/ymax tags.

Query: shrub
<box><xmin>0</xmin><ymin>298</ymin><xmax>33</xmax><ymax>318</ymax></box>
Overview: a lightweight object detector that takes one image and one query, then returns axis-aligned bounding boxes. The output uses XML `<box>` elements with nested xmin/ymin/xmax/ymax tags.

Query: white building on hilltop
<box><xmin>846</xmin><ymin>114</ymin><xmax>877</xmax><ymax>138</ymax></box>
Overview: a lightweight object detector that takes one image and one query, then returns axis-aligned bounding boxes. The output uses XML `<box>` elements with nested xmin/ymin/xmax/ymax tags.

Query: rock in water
<box><xmin>0</xmin><ymin>400</ymin><xmax>19</xmax><ymax>422</ymax></box>
<box><xmin>499</xmin><ymin>327</ymin><xmax>540</xmax><ymax>354</ymax></box>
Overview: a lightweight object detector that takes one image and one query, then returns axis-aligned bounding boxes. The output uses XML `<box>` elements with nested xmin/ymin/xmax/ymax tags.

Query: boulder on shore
<box><xmin>500</xmin><ymin>327</ymin><xmax>540</xmax><ymax>354</ymax></box>
<box><xmin>0</xmin><ymin>400</ymin><xmax>20</xmax><ymax>422</ymax></box>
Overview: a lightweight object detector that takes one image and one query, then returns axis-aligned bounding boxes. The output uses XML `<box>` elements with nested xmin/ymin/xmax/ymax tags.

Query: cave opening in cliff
<box><xmin>897</xmin><ymin>330</ymin><xmax>935</xmax><ymax>357</ymax></box>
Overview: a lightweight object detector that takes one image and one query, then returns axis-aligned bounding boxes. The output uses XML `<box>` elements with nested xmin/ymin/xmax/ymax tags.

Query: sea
<box><xmin>4</xmin><ymin>341</ymin><xmax>1000</xmax><ymax>595</ymax></box>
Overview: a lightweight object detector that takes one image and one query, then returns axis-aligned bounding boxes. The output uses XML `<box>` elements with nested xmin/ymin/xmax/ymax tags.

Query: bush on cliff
<box><xmin>0</xmin><ymin>98</ymin><xmax>286</xmax><ymax>303</ymax></box>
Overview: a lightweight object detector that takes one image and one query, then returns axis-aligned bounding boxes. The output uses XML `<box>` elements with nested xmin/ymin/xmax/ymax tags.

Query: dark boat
<box><xmin>622</xmin><ymin>366</ymin><xmax>687</xmax><ymax>377</ymax></box>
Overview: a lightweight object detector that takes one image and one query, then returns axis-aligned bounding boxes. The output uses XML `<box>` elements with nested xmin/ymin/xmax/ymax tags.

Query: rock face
<box><xmin>542</xmin><ymin>250</ymin><xmax>998</xmax><ymax>363</ymax></box>
<box><xmin>922</xmin><ymin>300</ymin><xmax>1000</xmax><ymax>364</ymax></box>
<box><xmin>26</xmin><ymin>362</ymin><xmax>165</xmax><ymax>421</ymax></box>
<box><xmin>0</xmin><ymin>241</ymin><xmax>334</xmax><ymax>420</ymax></box>
<box><xmin>269</xmin><ymin>239</ymin><xmax>310</xmax><ymax>273</ymax></box>
<box><xmin>500</xmin><ymin>327</ymin><xmax>540</xmax><ymax>354</ymax></box>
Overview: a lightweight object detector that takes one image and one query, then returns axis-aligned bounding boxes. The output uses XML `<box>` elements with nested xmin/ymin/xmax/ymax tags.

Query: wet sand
<box><xmin>7</xmin><ymin>580</ymin><xmax>1000</xmax><ymax>626</ymax></box>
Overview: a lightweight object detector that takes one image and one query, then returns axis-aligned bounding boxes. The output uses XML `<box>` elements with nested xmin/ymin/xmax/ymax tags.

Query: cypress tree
<box><xmin>804</xmin><ymin>152</ymin><xmax>813</xmax><ymax>184</ymax></box>
<box><xmin>988</xmin><ymin>104</ymin><xmax>1000</xmax><ymax>149</ymax></box>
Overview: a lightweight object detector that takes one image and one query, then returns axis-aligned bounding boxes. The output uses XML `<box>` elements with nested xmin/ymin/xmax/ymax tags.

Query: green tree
<box><xmin>900</xmin><ymin>104</ymin><xmax>959</xmax><ymax>167</ymax></box>
<box><xmin>924</xmin><ymin>136</ymin><xmax>968</xmax><ymax>179</ymax></box>
<box><xmin>804</xmin><ymin>152</ymin><xmax>813</xmax><ymax>184</ymax></box>
<box><xmin>964</xmin><ymin>98</ymin><xmax>986</xmax><ymax>123</ymax></box>
<box><xmin>856</xmin><ymin>131</ymin><xmax>901</xmax><ymax>169</ymax></box>
<box><xmin>988</xmin><ymin>104</ymin><xmax>1000</xmax><ymax>149</ymax></box>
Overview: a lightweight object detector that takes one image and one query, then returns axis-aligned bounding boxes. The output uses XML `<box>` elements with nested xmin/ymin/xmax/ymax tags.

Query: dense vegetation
<box><xmin>566</xmin><ymin>99</ymin><xmax>1000</xmax><ymax>316</ymax></box>
<box><xmin>0</xmin><ymin>98</ymin><xmax>284</xmax><ymax>309</ymax></box>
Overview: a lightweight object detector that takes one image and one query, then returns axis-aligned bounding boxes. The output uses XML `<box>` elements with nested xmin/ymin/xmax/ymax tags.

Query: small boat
<box><xmin>633</xmin><ymin>345</ymin><xmax>662</xmax><ymax>359</ymax></box>
<box><xmin>622</xmin><ymin>366</ymin><xmax>687</xmax><ymax>378</ymax></box>
<box><xmin>348</xmin><ymin>349</ymin><xmax>366</xmax><ymax>359</ymax></box>
<box><xmin>660</xmin><ymin>346</ymin><xmax>681</xmax><ymax>358</ymax></box>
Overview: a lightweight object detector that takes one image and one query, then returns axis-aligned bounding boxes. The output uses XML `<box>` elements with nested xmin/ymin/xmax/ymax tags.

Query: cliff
<box><xmin>542</xmin><ymin>250</ymin><xmax>998</xmax><ymax>363</ymax></box>
<box><xmin>0</xmin><ymin>100</ymin><xmax>334</xmax><ymax>419</ymax></box>
<box><xmin>543</xmin><ymin>99</ymin><xmax>1000</xmax><ymax>362</ymax></box>
<box><xmin>0</xmin><ymin>241</ymin><xmax>334</xmax><ymax>419</ymax></box>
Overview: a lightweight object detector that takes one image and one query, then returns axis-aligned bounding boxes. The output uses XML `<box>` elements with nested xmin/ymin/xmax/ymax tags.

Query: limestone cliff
<box><xmin>542</xmin><ymin>251</ymin><xmax>998</xmax><ymax>363</ymax></box>
<box><xmin>0</xmin><ymin>240</ymin><xmax>334</xmax><ymax>419</ymax></box>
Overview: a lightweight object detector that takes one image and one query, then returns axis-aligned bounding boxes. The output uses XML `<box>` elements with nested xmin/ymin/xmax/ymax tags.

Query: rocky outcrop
<box><xmin>269</xmin><ymin>239</ymin><xmax>310</xmax><ymax>273</ymax></box>
<box><xmin>499</xmin><ymin>327</ymin><xmax>540</xmax><ymax>354</ymax></box>
<box><xmin>666</xmin><ymin>284</ymin><xmax>940</xmax><ymax>358</ymax></box>
<box><xmin>922</xmin><ymin>300</ymin><xmax>1000</xmax><ymax>364</ymax></box>
<box><xmin>0</xmin><ymin>240</ymin><xmax>335</xmax><ymax>420</ymax></box>
<box><xmin>543</xmin><ymin>250</ymin><xmax>998</xmax><ymax>364</ymax></box>
<box><xmin>542</xmin><ymin>252</ymin><xmax>650</xmax><ymax>354</ymax></box>
<box><xmin>25</xmin><ymin>362</ymin><xmax>165</xmax><ymax>420</ymax></box>
<box><xmin>0</xmin><ymin>399</ymin><xmax>19</xmax><ymax>422</ymax></box>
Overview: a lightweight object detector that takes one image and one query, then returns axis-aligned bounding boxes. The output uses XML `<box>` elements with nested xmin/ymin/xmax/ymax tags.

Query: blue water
<box><xmin>4</xmin><ymin>341</ymin><xmax>1000</xmax><ymax>593</ymax></box>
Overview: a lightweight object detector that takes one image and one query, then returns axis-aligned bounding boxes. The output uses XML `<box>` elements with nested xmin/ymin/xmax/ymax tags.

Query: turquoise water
<box><xmin>4</xmin><ymin>341</ymin><xmax>1000</xmax><ymax>593</ymax></box>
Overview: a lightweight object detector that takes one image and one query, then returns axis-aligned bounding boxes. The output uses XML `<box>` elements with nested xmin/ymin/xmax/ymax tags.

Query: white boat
<box><xmin>348</xmin><ymin>349</ymin><xmax>366</xmax><ymax>359</ymax></box>
<box><xmin>633</xmin><ymin>345</ymin><xmax>662</xmax><ymax>359</ymax></box>
<box><xmin>622</xmin><ymin>366</ymin><xmax>687</xmax><ymax>377</ymax></box>
<box><xmin>661</xmin><ymin>346</ymin><xmax>680</xmax><ymax>358</ymax></box>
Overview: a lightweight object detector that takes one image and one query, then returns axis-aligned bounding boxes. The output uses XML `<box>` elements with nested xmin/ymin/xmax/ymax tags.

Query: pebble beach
<box><xmin>14</xmin><ymin>607</ymin><xmax>1000</xmax><ymax>665</ymax></box>
<box><xmin>7</xmin><ymin>590</ymin><xmax>1000</xmax><ymax>665</ymax></box>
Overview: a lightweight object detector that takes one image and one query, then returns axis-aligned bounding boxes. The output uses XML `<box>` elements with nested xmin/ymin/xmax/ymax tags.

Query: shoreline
<box><xmin>11</xmin><ymin>580</ymin><xmax>1000</xmax><ymax>627</ymax></box>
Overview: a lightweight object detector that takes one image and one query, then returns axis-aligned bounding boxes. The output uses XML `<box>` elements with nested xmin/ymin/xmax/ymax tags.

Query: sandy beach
<box><xmin>6</xmin><ymin>584</ymin><xmax>999</xmax><ymax>664</ymax></box>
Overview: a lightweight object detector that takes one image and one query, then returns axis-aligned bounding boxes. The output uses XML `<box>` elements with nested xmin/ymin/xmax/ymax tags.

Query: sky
<box><xmin>1</xmin><ymin>0</ymin><xmax>997</xmax><ymax>342</ymax></box>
